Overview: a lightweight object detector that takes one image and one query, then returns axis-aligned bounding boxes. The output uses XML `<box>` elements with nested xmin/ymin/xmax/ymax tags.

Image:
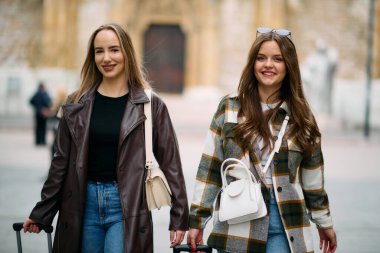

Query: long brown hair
<box><xmin>235</xmin><ymin>32</ymin><xmax>321</xmax><ymax>154</ymax></box>
<box><xmin>72</xmin><ymin>23</ymin><xmax>148</xmax><ymax>103</ymax></box>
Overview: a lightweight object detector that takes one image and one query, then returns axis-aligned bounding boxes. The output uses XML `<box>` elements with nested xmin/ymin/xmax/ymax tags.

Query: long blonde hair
<box><xmin>235</xmin><ymin>32</ymin><xmax>321</xmax><ymax>154</ymax></box>
<box><xmin>72</xmin><ymin>23</ymin><xmax>148</xmax><ymax>103</ymax></box>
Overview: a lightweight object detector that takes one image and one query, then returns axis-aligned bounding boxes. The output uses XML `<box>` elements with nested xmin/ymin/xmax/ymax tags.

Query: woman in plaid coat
<box><xmin>187</xmin><ymin>28</ymin><xmax>337</xmax><ymax>253</ymax></box>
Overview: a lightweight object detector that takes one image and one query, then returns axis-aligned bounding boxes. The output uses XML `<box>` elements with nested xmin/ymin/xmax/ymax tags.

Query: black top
<box><xmin>88</xmin><ymin>91</ymin><xmax>128</xmax><ymax>182</ymax></box>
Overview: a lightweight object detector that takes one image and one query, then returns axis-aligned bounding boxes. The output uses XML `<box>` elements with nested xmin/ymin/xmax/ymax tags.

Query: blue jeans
<box><xmin>266</xmin><ymin>188</ymin><xmax>291</xmax><ymax>253</ymax></box>
<box><xmin>81</xmin><ymin>181</ymin><xmax>124</xmax><ymax>253</ymax></box>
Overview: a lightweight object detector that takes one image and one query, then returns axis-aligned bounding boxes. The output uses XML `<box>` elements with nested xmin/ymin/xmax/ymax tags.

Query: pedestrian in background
<box><xmin>29</xmin><ymin>82</ymin><xmax>51</xmax><ymax>145</ymax></box>
<box><xmin>187</xmin><ymin>28</ymin><xmax>337</xmax><ymax>253</ymax></box>
<box><xmin>23</xmin><ymin>23</ymin><xmax>188</xmax><ymax>253</ymax></box>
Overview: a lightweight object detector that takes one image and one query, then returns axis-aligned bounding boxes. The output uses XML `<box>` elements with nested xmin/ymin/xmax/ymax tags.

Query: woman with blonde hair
<box><xmin>188</xmin><ymin>28</ymin><xmax>337</xmax><ymax>253</ymax></box>
<box><xmin>23</xmin><ymin>23</ymin><xmax>188</xmax><ymax>253</ymax></box>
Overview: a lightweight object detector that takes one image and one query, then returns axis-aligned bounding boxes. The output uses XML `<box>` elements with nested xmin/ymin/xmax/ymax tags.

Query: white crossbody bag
<box><xmin>219</xmin><ymin>115</ymin><xmax>289</xmax><ymax>224</ymax></box>
<box><xmin>144</xmin><ymin>89</ymin><xmax>172</xmax><ymax>210</ymax></box>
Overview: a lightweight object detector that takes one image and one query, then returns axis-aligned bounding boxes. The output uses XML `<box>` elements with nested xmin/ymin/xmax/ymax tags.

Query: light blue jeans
<box><xmin>266</xmin><ymin>188</ymin><xmax>291</xmax><ymax>253</ymax></box>
<box><xmin>81</xmin><ymin>181</ymin><xmax>124</xmax><ymax>253</ymax></box>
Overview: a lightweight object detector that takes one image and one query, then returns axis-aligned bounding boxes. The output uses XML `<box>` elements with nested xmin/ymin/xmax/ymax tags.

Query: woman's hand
<box><xmin>318</xmin><ymin>228</ymin><xmax>337</xmax><ymax>253</ymax></box>
<box><xmin>23</xmin><ymin>218</ymin><xmax>41</xmax><ymax>233</ymax></box>
<box><xmin>187</xmin><ymin>228</ymin><xmax>204</xmax><ymax>252</ymax></box>
<box><xmin>170</xmin><ymin>230</ymin><xmax>186</xmax><ymax>248</ymax></box>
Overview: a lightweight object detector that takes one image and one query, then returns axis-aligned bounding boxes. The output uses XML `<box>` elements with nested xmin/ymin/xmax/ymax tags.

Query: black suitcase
<box><xmin>12</xmin><ymin>222</ymin><xmax>53</xmax><ymax>253</ymax></box>
<box><xmin>173</xmin><ymin>244</ymin><xmax>212</xmax><ymax>253</ymax></box>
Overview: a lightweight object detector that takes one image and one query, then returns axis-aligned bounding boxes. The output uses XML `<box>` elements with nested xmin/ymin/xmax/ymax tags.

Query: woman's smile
<box><xmin>102</xmin><ymin>64</ymin><xmax>117</xmax><ymax>72</ymax></box>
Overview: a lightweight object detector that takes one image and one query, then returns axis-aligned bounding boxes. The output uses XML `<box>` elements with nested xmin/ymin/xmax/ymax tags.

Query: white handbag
<box><xmin>144</xmin><ymin>89</ymin><xmax>172</xmax><ymax>210</ymax></box>
<box><xmin>219</xmin><ymin>158</ymin><xmax>267</xmax><ymax>224</ymax></box>
<box><xmin>219</xmin><ymin>115</ymin><xmax>290</xmax><ymax>224</ymax></box>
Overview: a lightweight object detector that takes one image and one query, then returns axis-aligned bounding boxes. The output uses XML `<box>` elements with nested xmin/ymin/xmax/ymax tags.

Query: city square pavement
<box><xmin>1</xmin><ymin>91</ymin><xmax>380</xmax><ymax>252</ymax></box>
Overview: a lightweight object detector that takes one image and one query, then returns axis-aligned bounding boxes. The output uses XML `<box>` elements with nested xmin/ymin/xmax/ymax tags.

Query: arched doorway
<box><xmin>143</xmin><ymin>24</ymin><xmax>185</xmax><ymax>93</ymax></box>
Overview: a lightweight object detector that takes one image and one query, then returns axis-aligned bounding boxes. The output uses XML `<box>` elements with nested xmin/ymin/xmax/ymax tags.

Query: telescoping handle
<box><xmin>173</xmin><ymin>244</ymin><xmax>212</xmax><ymax>253</ymax></box>
<box><xmin>13</xmin><ymin>222</ymin><xmax>53</xmax><ymax>233</ymax></box>
<box><xmin>13</xmin><ymin>222</ymin><xmax>53</xmax><ymax>253</ymax></box>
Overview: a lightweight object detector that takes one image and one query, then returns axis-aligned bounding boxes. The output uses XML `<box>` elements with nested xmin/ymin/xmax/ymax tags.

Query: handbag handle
<box><xmin>221</xmin><ymin>158</ymin><xmax>258</xmax><ymax>201</ymax></box>
<box><xmin>221</xmin><ymin>158</ymin><xmax>257</xmax><ymax>188</ymax></box>
<box><xmin>144</xmin><ymin>89</ymin><xmax>154</xmax><ymax>174</ymax></box>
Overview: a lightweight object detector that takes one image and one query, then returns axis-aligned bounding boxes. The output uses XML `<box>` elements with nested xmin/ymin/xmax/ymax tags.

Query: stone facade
<box><xmin>0</xmin><ymin>0</ymin><xmax>380</xmax><ymax>129</ymax></box>
<box><xmin>0</xmin><ymin>0</ymin><xmax>42</xmax><ymax>68</ymax></box>
<box><xmin>288</xmin><ymin>0</ymin><xmax>372</xmax><ymax>79</ymax></box>
<box><xmin>1</xmin><ymin>0</ymin><xmax>379</xmax><ymax>83</ymax></box>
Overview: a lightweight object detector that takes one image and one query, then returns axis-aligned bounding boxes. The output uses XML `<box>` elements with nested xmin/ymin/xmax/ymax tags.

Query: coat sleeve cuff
<box><xmin>311</xmin><ymin>210</ymin><xmax>333</xmax><ymax>229</ymax></box>
<box><xmin>188</xmin><ymin>215</ymin><xmax>208</xmax><ymax>229</ymax></box>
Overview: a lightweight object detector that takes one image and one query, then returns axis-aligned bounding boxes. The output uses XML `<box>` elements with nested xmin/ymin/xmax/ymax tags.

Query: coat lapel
<box><xmin>62</xmin><ymin>85</ymin><xmax>150</xmax><ymax>180</ymax></box>
<box><xmin>62</xmin><ymin>88</ymin><xmax>95</xmax><ymax>206</ymax></box>
<box><xmin>118</xmin><ymin>87</ymin><xmax>149</xmax><ymax>150</ymax></box>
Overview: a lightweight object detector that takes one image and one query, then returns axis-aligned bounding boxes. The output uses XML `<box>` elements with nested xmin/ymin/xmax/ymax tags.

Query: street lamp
<box><xmin>364</xmin><ymin>0</ymin><xmax>375</xmax><ymax>137</ymax></box>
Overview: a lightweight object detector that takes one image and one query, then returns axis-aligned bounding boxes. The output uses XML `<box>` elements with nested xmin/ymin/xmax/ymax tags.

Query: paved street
<box><xmin>1</xmin><ymin>92</ymin><xmax>380</xmax><ymax>252</ymax></box>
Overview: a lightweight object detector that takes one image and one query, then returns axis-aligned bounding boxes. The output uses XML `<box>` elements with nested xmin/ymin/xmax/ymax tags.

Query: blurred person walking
<box><xmin>23</xmin><ymin>23</ymin><xmax>188</xmax><ymax>253</ymax></box>
<box><xmin>187</xmin><ymin>28</ymin><xmax>337</xmax><ymax>253</ymax></box>
<box><xmin>29</xmin><ymin>82</ymin><xmax>51</xmax><ymax>145</ymax></box>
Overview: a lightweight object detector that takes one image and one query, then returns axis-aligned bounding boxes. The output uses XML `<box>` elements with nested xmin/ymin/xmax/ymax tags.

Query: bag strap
<box><xmin>144</xmin><ymin>89</ymin><xmax>154</xmax><ymax>173</ymax></box>
<box><xmin>261</xmin><ymin>115</ymin><xmax>289</xmax><ymax>174</ymax></box>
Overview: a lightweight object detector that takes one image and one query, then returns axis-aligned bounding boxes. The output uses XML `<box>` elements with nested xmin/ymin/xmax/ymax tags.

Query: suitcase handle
<box><xmin>13</xmin><ymin>222</ymin><xmax>53</xmax><ymax>253</ymax></box>
<box><xmin>173</xmin><ymin>244</ymin><xmax>212</xmax><ymax>253</ymax></box>
<box><xmin>13</xmin><ymin>222</ymin><xmax>53</xmax><ymax>233</ymax></box>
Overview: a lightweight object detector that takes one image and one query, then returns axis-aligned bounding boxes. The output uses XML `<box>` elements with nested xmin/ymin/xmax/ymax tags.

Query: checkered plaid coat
<box><xmin>189</xmin><ymin>93</ymin><xmax>333</xmax><ymax>253</ymax></box>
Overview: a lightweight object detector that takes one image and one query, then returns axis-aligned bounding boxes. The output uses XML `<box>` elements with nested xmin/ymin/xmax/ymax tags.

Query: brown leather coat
<box><xmin>29</xmin><ymin>85</ymin><xmax>189</xmax><ymax>253</ymax></box>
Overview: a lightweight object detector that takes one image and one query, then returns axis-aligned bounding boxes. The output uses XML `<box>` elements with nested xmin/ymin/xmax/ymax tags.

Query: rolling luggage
<box><xmin>12</xmin><ymin>222</ymin><xmax>53</xmax><ymax>253</ymax></box>
<box><xmin>173</xmin><ymin>244</ymin><xmax>212</xmax><ymax>253</ymax></box>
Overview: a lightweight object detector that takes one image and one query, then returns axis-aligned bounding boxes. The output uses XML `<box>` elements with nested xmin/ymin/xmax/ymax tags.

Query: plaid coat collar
<box><xmin>225</xmin><ymin>92</ymin><xmax>290</xmax><ymax>123</ymax></box>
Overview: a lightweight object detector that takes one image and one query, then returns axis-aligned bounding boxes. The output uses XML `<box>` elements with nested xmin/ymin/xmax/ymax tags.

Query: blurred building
<box><xmin>0</xmin><ymin>0</ymin><xmax>380</xmax><ymax>129</ymax></box>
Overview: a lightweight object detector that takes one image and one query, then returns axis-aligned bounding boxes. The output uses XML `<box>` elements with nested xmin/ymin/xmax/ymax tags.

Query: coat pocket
<box><xmin>55</xmin><ymin>211</ymin><xmax>81</xmax><ymax>252</ymax></box>
<box><xmin>125</xmin><ymin>212</ymin><xmax>153</xmax><ymax>252</ymax></box>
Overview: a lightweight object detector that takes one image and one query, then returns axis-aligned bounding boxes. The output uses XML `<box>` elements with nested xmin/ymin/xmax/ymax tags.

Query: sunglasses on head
<box><xmin>256</xmin><ymin>27</ymin><xmax>292</xmax><ymax>39</ymax></box>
